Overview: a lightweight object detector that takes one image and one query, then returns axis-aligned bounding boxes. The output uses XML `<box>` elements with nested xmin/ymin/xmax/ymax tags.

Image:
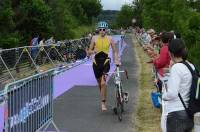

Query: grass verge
<box><xmin>132</xmin><ymin>34</ymin><xmax>162</xmax><ymax>132</ymax></box>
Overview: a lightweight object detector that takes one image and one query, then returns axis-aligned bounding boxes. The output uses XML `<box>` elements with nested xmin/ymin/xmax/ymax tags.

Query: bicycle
<box><xmin>108</xmin><ymin>65</ymin><xmax>129</xmax><ymax>121</ymax></box>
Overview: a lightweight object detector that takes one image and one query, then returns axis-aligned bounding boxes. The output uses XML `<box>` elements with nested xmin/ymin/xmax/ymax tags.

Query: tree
<box><xmin>47</xmin><ymin>0</ymin><xmax>75</xmax><ymax>39</ymax></box>
<box><xmin>66</xmin><ymin>0</ymin><xmax>86</xmax><ymax>24</ymax></box>
<box><xmin>0</xmin><ymin>0</ymin><xmax>102</xmax><ymax>47</ymax></box>
<box><xmin>132</xmin><ymin>0</ymin><xmax>143</xmax><ymax>27</ymax></box>
<box><xmin>116</xmin><ymin>4</ymin><xmax>134</xmax><ymax>28</ymax></box>
<box><xmin>133</xmin><ymin>0</ymin><xmax>200</xmax><ymax>67</ymax></box>
<box><xmin>97</xmin><ymin>10</ymin><xmax>119</xmax><ymax>28</ymax></box>
<box><xmin>189</xmin><ymin>0</ymin><xmax>200</xmax><ymax>12</ymax></box>
<box><xmin>15</xmin><ymin>0</ymin><xmax>53</xmax><ymax>44</ymax></box>
<box><xmin>141</xmin><ymin>0</ymin><xmax>175</xmax><ymax>31</ymax></box>
<box><xmin>0</xmin><ymin>0</ymin><xmax>19</xmax><ymax>48</ymax></box>
<box><xmin>80</xmin><ymin>0</ymin><xmax>102</xmax><ymax>23</ymax></box>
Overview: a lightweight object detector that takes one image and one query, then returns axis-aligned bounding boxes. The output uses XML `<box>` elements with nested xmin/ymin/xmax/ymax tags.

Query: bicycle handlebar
<box><xmin>116</xmin><ymin>64</ymin><xmax>120</xmax><ymax>67</ymax></box>
<box><xmin>115</xmin><ymin>65</ymin><xmax>128</xmax><ymax>79</ymax></box>
<box><xmin>105</xmin><ymin>67</ymin><xmax>128</xmax><ymax>80</ymax></box>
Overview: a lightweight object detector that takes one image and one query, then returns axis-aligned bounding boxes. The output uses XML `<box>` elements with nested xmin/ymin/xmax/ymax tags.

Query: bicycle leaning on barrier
<box><xmin>106</xmin><ymin>65</ymin><xmax>129</xmax><ymax>121</ymax></box>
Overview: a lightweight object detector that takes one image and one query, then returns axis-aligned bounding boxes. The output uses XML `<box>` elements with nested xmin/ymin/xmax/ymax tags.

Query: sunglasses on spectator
<box><xmin>99</xmin><ymin>28</ymin><xmax>106</xmax><ymax>31</ymax></box>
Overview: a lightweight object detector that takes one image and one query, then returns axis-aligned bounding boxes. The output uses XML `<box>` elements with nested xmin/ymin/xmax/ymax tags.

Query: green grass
<box><xmin>132</xmin><ymin>34</ymin><xmax>162</xmax><ymax>132</ymax></box>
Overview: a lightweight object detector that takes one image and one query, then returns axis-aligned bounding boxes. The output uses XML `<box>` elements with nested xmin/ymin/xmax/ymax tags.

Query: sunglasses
<box><xmin>99</xmin><ymin>28</ymin><xmax>106</xmax><ymax>31</ymax></box>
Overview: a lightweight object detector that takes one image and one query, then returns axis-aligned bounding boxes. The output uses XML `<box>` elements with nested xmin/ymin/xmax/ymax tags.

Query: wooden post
<box><xmin>194</xmin><ymin>112</ymin><xmax>200</xmax><ymax>132</ymax></box>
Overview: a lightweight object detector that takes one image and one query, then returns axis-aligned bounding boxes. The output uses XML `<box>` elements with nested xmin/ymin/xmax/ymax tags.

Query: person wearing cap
<box><xmin>144</xmin><ymin>29</ymin><xmax>156</xmax><ymax>53</ymax></box>
<box><xmin>146</xmin><ymin>34</ymin><xmax>161</xmax><ymax>58</ymax></box>
<box><xmin>88</xmin><ymin>21</ymin><xmax>120</xmax><ymax>111</ymax></box>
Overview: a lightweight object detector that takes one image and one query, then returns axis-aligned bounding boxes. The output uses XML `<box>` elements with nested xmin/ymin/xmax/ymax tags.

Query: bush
<box><xmin>0</xmin><ymin>34</ymin><xmax>19</xmax><ymax>48</ymax></box>
<box><xmin>184</xmin><ymin>13</ymin><xmax>200</xmax><ymax>68</ymax></box>
<box><xmin>188</xmin><ymin>44</ymin><xmax>200</xmax><ymax>69</ymax></box>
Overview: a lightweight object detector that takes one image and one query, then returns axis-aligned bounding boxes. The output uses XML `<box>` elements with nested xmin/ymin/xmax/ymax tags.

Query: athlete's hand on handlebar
<box><xmin>115</xmin><ymin>61</ymin><xmax>121</xmax><ymax>67</ymax></box>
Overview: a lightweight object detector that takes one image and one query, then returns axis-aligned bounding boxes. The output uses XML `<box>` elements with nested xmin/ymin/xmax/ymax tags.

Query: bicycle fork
<box><xmin>118</xmin><ymin>84</ymin><xmax>123</xmax><ymax>103</ymax></box>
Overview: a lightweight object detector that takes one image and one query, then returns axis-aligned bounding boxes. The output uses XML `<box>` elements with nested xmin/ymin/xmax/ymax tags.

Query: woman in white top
<box><xmin>162</xmin><ymin>39</ymin><xmax>194</xmax><ymax>132</ymax></box>
<box><xmin>39</xmin><ymin>38</ymin><xmax>45</xmax><ymax>46</ymax></box>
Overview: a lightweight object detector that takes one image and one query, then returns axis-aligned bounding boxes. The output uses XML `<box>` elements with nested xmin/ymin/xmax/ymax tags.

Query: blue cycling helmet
<box><xmin>97</xmin><ymin>21</ymin><xmax>108</xmax><ymax>29</ymax></box>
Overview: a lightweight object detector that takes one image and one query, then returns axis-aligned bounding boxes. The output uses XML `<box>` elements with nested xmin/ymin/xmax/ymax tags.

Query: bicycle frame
<box><xmin>115</xmin><ymin>66</ymin><xmax>123</xmax><ymax>103</ymax></box>
<box><xmin>110</xmin><ymin>65</ymin><xmax>128</xmax><ymax>121</ymax></box>
<box><xmin>107</xmin><ymin>66</ymin><xmax>128</xmax><ymax>101</ymax></box>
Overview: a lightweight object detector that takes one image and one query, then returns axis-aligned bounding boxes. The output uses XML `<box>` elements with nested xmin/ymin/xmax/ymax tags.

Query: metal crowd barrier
<box><xmin>0</xmin><ymin>37</ymin><xmax>90</xmax><ymax>90</ymax></box>
<box><xmin>2</xmin><ymin>69</ymin><xmax>59</xmax><ymax>132</ymax></box>
<box><xmin>194</xmin><ymin>113</ymin><xmax>200</xmax><ymax>132</ymax></box>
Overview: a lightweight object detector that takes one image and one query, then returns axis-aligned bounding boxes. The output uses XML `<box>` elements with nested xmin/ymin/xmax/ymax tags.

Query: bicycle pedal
<box><xmin>112</xmin><ymin>107</ymin><xmax>117</xmax><ymax>115</ymax></box>
<box><xmin>123</xmin><ymin>92</ymin><xmax>129</xmax><ymax>103</ymax></box>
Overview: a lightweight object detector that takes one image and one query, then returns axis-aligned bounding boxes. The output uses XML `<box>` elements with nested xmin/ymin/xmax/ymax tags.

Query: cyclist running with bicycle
<box><xmin>88</xmin><ymin>21</ymin><xmax>120</xmax><ymax>111</ymax></box>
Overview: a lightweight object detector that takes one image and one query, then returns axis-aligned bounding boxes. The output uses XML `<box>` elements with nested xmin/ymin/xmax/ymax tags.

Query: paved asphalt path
<box><xmin>51</xmin><ymin>35</ymin><xmax>139</xmax><ymax>132</ymax></box>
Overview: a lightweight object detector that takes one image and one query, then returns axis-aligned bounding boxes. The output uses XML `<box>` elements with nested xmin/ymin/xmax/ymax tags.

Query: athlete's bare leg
<box><xmin>99</xmin><ymin>75</ymin><xmax>107</xmax><ymax>111</ymax></box>
<box><xmin>97</xmin><ymin>78</ymin><xmax>101</xmax><ymax>91</ymax></box>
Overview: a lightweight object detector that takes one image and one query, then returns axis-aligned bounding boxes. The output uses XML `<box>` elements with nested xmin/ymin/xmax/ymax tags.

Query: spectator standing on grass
<box><xmin>88</xmin><ymin>33</ymin><xmax>92</xmax><ymax>39</ymax></box>
<box><xmin>38</xmin><ymin>37</ymin><xmax>45</xmax><ymax>64</ymax></box>
<box><xmin>31</xmin><ymin>34</ymin><xmax>39</xmax><ymax>47</ymax></box>
<box><xmin>162</xmin><ymin>39</ymin><xmax>194</xmax><ymax>132</ymax></box>
<box><xmin>45</xmin><ymin>35</ymin><xmax>55</xmax><ymax>46</ymax></box>
<box><xmin>39</xmin><ymin>37</ymin><xmax>45</xmax><ymax>46</ymax></box>
<box><xmin>146</xmin><ymin>34</ymin><xmax>161</xmax><ymax>58</ymax></box>
<box><xmin>30</xmin><ymin>34</ymin><xmax>39</xmax><ymax>60</ymax></box>
<box><xmin>140</xmin><ymin>29</ymin><xmax>152</xmax><ymax>51</ymax></box>
<box><xmin>152</xmin><ymin>32</ymin><xmax>171</xmax><ymax>77</ymax></box>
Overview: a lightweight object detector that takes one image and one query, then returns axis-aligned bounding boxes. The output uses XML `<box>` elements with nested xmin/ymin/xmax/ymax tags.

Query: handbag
<box><xmin>151</xmin><ymin>91</ymin><xmax>161</xmax><ymax>108</ymax></box>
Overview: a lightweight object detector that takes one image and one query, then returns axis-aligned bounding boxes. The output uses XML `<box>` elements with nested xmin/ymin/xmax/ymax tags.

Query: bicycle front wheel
<box><xmin>116</xmin><ymin>86</ymin><xmax>124</xmax><ymax>122</ymax></box>
<box><xmin>117</xmin><ymin>100</ymin><xmax>123</xmax><ymax>121</ymax></box>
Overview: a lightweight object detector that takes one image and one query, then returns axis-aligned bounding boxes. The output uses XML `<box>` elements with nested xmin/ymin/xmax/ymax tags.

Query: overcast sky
<box><xmin>101</xmin><ymin>0</ymin><xmax>133</xmax><ymax>10</ymax></box>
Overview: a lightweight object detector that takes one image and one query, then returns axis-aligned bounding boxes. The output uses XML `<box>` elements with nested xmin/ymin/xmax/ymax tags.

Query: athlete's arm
<box><xmin>110</xmin><ymin>37</ymin><xmax>120</xmax><ymax>64</ymax></box>
<box><xmin>88</xmin><ymin>36</ymin><xmax>96</xmax><ymax>56</ymax></box>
